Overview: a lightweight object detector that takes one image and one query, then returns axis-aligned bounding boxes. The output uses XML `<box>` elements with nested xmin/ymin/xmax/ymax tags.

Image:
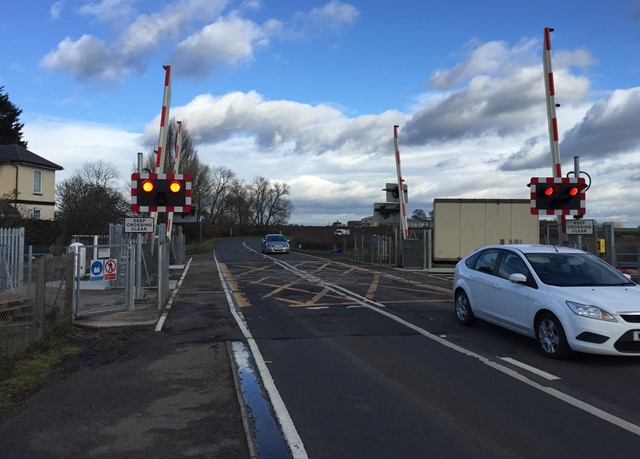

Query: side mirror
<box><xmin>509</xmin><ymin>273</ymin><xmax>527</xmax><ymax>284</ymax></box>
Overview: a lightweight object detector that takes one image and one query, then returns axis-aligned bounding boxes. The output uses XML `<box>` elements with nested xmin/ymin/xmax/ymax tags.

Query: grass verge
<box><xmin>0</xmin><ymin>325</ymin><xmax>146</xmax><ymax>423</ymax></box>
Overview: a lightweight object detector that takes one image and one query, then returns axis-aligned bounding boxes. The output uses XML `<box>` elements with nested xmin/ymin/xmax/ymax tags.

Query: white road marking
<box><xmin>214</xmin><ymin>252</ymin><xmax>308</xmax><ymax>459</ymax></box>
<box><xmin>155</xmin><ymin>257</ymin><xmax>192</xmax><ymax>332</ymax></box>
<box><xmin>235</xmin><ymin>240</ymin><xmax>640</xmax><ymax>438</ymax></box>
<box><xmin>499</xmin><ymin>357</ymin><xmax>561</xmax><ymax>381</ymax></box>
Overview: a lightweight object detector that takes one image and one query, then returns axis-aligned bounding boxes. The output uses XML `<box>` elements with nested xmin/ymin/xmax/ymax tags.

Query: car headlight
<box><xmin>566</xmin><ymin>301</ymin><xmax>617</xmax><ymax>322</ymax></box>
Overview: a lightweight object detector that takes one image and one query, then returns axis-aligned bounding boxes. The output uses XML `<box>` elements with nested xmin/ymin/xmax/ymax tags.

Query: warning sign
<box><xmin>124</xmin><ymin>217</ymin><xmax>155</xmax><ymax>233</ymax></box>
<box><xmin>104</xmin><ymin>259</ymin><xmax>118</xmax><ymax>281</ymax></box>
<box><xmin>565</xmin><ymin>219</ymin><xmax>594</xmax><ymax>235</ymax></box>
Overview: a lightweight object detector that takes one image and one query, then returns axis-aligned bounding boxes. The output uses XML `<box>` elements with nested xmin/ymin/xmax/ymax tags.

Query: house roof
<box><xmin>0</xmin><ymin>144</ymin><xmax>64</xmax><ymax>171</ymax></box>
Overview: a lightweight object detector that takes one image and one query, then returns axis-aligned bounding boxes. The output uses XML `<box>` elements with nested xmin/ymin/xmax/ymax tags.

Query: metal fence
<box><xmin>1</xmin><ymin>222</ymin><xmax>186</xmax><ymax>361</ymax></box>
<box><xmin>351</xmin><ymin>227</ymin><xmax>432</xmax><ymax>269</ymax></box>
<box><xmin>1</xmin><ymin>254</ymin><xmax>73</xmax><ymax>360</ymax></box>
<box><xmin>0</xmin><ymin>227</ymin><xmax>25</xmax><ymax>294</ymax></box>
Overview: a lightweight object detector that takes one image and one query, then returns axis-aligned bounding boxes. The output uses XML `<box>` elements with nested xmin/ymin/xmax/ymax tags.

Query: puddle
<box><xmin>231</xmin><ymin>341</ymin><xmax>290</xmax><ymax>458</ymax></box>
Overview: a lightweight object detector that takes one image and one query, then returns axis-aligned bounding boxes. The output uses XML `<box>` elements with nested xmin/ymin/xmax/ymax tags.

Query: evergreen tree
<box><xmin>0</xmin><ymin>86</ymin><xmax>27</xmax><ymax>148</ymax></box>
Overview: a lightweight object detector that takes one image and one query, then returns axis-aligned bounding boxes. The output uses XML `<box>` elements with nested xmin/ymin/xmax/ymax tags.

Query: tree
<box><xmin>56</xmin><ymin>161</ymin><xmax>131</xmax><ymax>243</ymax></box>
<box><xmin>0</xmin><ymin>193</ymin><xmax>23</xmax><ymax>227</ymax></box>
<box><xmin>412</xmin><ymin>209</ymin><xmax>429</xmax><ymax>221</ymax></box>
<box><xmin>140</xmin><ymin>118</ymin><xmax>211</xmax><ymax>215</ymax></box>
<box><xmin>206</xmin><ymin>166</ymin><xmax>239</xmax><ymax>225</ymax></box>
<box><xmin>0</xmin><ymin>86</ymin><xmax>27</xmax><ymax>148</ymax></box>
<box><xmin>249</xmin><ymin>177</ymin><xmax>294</xmax><ymax>232</ymax></box>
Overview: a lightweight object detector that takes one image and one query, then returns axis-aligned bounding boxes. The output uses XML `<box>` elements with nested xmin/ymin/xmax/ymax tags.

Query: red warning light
<box><xmin>568</xmin><ymin>186</ymin><xmax>579</xmax><ymax>197</ymax></box>
<box><xmin>544</xmin><ymin>186</ymin><xmax>554</xmax><ymax>196</ymax></box>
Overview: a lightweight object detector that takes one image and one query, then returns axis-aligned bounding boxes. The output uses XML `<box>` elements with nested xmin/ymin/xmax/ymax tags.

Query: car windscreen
<box><xmin>525</xmin><ymin>252</ymin><xmax>634</xmax><ymax>287</ymax></box>
<box><xmin>267</xmin><ymin>236</ymin><xmax>287</xmax><ymax>242</ymax></box>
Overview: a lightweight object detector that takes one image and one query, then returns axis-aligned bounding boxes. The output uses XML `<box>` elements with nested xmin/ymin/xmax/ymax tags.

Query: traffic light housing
<box><xmin>530</xmin><ymin>177</ymin><xmax>585</xmax><ymax>216</ymax></box>
<box><xmin>131</xmin><ymin>172</ymin><xmax>192</xmax><ymax>212</ymax></box>
<box><xmin>373</xmin><ymin>202</ymin><xmax>400</xmax><ymax>220</ymax></box>
<box><xmin>384</xmin><ymin>183</ymin><xmax>408</xmax><ymax>203</ymax></box>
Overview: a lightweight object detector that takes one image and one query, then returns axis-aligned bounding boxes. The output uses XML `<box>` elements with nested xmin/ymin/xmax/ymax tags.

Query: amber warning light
<box><xmin>131</xmin><ymin>173</ymin><xmax>192</xmax><ymax>213</ymax></box>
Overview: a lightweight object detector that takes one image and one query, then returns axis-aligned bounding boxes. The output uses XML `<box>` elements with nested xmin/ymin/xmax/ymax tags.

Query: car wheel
<box><xmin>454</xmin><ymin>290</ymin><xmax>476</xmax><ymax>325</ymax></box>
<box><xmin>535</xmin><ymin>313</ymin><xmax>572</xmax><ymax>359</ymax></box>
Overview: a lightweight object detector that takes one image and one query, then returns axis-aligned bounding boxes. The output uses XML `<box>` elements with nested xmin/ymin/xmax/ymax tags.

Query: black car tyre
<box><xmin>454</xmin><ymin>290</ymin><xmax>476</xmax><ymax>325</ymax></box>
<box><xmin>535</xmin><ymin>312</ymin><xmax>572</xmax><ymax>359</ymax></box>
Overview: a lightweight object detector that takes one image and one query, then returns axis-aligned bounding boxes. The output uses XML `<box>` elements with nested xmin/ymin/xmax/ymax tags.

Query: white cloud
<box><xmin>143</xmin><ymin>90</ymin><xmax>406</xmax><ymax>157</ymax></box>
<box><xmin>171</xmin><ymin>15</ymin><xmax>269</xmax><ymax>77</ymax></box>
<box><xmin>77</xmin><ymin>0</ymin><xmax>135</xmax><ymax>21</ymax></box>
<box><xmin>40</xmin><ymin>35</ymin><xmax>122</xmax><ymax>82</ymax></box>
<box><xmin>39</xmin><ymin>1</ymin><xmax>358</xmax><ymax>83</ymax></box>
<box><xmin>291</xmin><ymin>0</ymin><xmax>360</xmax><ymax>35</ymax></box>
<box><xmin>23</xmin><ymin>117</ymin><xmax>144</xmax><ymax>191</ymax></box>
<box><xmin>561</xmin><ymin>88</ymin><xmax>640</xmax><ymax>159</ymax></box>
<box><xmin>50</xmin><ymin>1</ymin><xmax>64</xmax><ymax>20</ymax></box>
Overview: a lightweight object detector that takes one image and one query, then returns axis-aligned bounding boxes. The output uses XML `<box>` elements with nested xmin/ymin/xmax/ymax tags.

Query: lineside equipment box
<box><xmin>433</xmin><ymin>199</ymin><xmax>539</xmax><ymax>261</ymax></box>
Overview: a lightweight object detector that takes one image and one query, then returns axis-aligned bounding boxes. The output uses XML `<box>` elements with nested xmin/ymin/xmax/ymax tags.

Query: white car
<box><xmin>261</xmin><ymin>234</ymin><xmax>290</xmax><ymax>254</ymax></box>
<box><xmin>453</xmin><ymin>244</ymin><xmax>640</xmax><ymax>358</ymax></box>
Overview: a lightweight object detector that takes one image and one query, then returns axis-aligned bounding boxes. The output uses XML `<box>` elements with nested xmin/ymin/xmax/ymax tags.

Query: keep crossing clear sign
<box><xmin>125</xmin><ymin>217</ymin><xmax>154</xmax><ymax>233</ymax></box>
<box><xmin>565</xmin><ymin>219</ymin><xmax>594</xmax><ymax>235</ymax></box>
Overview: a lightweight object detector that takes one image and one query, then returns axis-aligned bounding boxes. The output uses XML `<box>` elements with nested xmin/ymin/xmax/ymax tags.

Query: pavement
<box><xmin>0</xmin><ymin>252</ymin><xmax>252</xmax><ymax>459</ymax></box>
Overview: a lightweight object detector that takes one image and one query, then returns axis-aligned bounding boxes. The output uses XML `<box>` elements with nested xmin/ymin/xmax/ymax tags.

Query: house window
<box><xmin>33</xmin><ymin>170</ymin><xmax>42</xmax><ymax>194</ymax></box>
<box><xmin>32</xmin><ymin>208</ymin><xmax>42</xmax><ymax>220</ymax></box>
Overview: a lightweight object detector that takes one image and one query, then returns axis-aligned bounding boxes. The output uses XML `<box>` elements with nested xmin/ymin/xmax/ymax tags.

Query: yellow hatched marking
<box><xmin>366</xmin><ymin>273</ymin><xmax>381</xmax><ymax>300</ymax></box>
<box><xmin>218</xmin><ymin>262</ymin><xmax>251</xmax><ymax>308</ymax></box>
<box><xmin>263</xmin><ymin>281</ymin><xmax>303</xmax><ymax>298</ymax></box>
<box><xmin>285</xmin><ymin>299</ymin><xmax>357</xmax><ymax>308</ymax></box>
<box><xmin>310</xmin><ymin>287</ymin><xmax>331</xmax><ymax>304</ymax></box>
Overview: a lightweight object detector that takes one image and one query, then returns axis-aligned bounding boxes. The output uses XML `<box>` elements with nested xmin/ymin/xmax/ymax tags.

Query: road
<box><xmin>216</xmin><ymin>237</ymin><xmax>640</xmax><ymax>458</ymax></box>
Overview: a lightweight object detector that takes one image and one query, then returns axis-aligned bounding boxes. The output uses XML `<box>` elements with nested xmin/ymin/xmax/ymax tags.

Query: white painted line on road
<box><xmin>214</xmin><ymin>252</ymin><xmax>308</xmax><ymax>459</ymax></box>
<box><xmin>155</xmin><ymin>257</ymin><xmax>192</xmax><ymax>332</ymax></box>
<box><xmin>499</xmin><ymin>357</ymin><xmax>561</xmax><ymax>381</ymax></box>
<box><xmin>237</xmin><ymin>242</ymin><xmax>640</xmax><ymax>438</ymax></box>
<box><xmin>362</xmin><ymin>302</ymin><xmax>640</xmax><ymax>438</ymax></box>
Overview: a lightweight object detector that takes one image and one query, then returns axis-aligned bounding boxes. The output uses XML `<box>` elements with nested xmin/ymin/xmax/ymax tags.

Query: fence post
<box><xmin>126</xmin><ymin>244</ymin><xmax>135</xmax><ymax>311</ymax></box>
<box><xmin>34</xmin><ymin>257</ymin><xmax>45</xmax><ymax>339</ymax></box>
<box><xmin>65</xmin><ymin>254</ymin><xmax>75</xmax><ymax>321</ymax></box>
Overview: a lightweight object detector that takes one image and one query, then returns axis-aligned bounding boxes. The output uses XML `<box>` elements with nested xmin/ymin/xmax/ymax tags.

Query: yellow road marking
<box><xmin>218</xmin><ymin>262</ymin><xmax>251</xmax><ymax>308</ymax></box>
<box><xmin>366</xmin><ymin>273</ymin><xmax>380</xmax><ymax>300</ymax></box>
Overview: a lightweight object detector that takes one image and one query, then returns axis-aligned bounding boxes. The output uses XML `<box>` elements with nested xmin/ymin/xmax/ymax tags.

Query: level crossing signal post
<box><xmin>130</xmin><ymin>172</ymin><xmax>192</xmax><ymax>213</ymax></box>
<box><xmin>529</xmin><ymin>176</ymin><xmax>586</xmax><ymax>217</ymax></box>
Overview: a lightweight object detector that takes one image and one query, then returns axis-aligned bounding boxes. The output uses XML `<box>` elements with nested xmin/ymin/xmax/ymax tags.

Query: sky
<box><xmin>3</xmin><ymin>0</ymin><xmax>640</xmax><ymax>227</ymax></box>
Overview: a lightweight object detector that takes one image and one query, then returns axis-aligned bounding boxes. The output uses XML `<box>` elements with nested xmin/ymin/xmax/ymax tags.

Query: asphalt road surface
<box><xmin>2</xmin><ymin>238</ymin><xmax>640</xmax><ymax>458</ymax></box>
<box><xmin>216</xmin><ymin>237</ymin><xmax>640</xmax><ymax>458</ymax></box>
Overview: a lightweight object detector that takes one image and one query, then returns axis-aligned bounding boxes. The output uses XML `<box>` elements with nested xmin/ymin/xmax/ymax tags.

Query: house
<box><xmin>0</xmin><ymin>144</ymin><xmax>63</xmax><ymax>220</ymax></box>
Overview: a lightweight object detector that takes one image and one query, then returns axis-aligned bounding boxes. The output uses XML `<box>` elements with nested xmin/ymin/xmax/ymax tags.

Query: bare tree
<box><xmin>205</xmin><ymin>166</ymin><xmax>238</xmax><ymax>224</ymax></box>
<box><xmin>229</xmin><ymin>179</ymin><xmax>252</xmax><ymax>229</ymax></box>
<box><xmin>140</xmin><ymin>119</ymin><xmax>212</xmax><ymax>215</ymax></box>
<box><xmin>56</xmin><ymin>161</ymin><xmax>131</xmax><ymax>243</ymax></box>
<box><xmin>78</xmin><ymin>160</ymin><xmax>120</xmax><ymax>187</ymax></box>
<box><xmin>249</xmin><ymin>177</ymin><xmax>294</xmax><ymax>231</ymax></box>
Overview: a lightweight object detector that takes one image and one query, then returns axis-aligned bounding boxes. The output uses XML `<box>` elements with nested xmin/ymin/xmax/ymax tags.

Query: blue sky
<box><xmin>2</xmin><ymin>0</ymin><xmax>640</xmax><ymax>227</ymax></box>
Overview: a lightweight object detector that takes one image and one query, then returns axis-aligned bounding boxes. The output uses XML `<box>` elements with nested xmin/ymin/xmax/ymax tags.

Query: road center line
<box><xmin>262</xmin><ymin>252</ymin><xmax>640</xmax><ymax>438</ymax></box>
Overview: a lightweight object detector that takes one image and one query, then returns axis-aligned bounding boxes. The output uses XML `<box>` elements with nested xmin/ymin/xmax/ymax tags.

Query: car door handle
<box><xmin>493</xmin><ymin>282</ymin><xmax>501</xmax><ymax>289</ymax></box>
